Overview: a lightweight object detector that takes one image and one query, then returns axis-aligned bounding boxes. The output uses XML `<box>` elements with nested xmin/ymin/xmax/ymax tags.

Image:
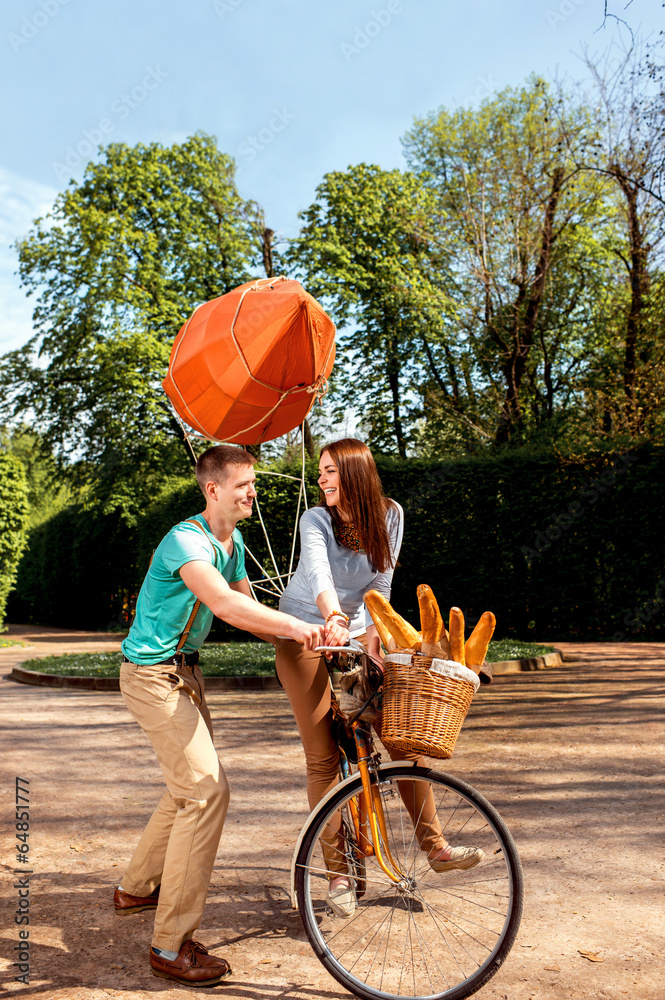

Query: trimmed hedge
<box><xmin>379</xmin><ymin>448</ymin><xmax>664</xmax><ymax>641</ymax></box>
<box><xmin>0</xmin><ymin>452</ymin><xmax>30</xmax><ymax>629</ymax></box>
<box><xmin>8</xmin><ymin>447</ymin><xmax>665</xmax><ymax>640</ymax></box>
<box><xmin>8</xmin><ymin>502</ymin><xmax>136</xmax><ymax>631</ymax></box>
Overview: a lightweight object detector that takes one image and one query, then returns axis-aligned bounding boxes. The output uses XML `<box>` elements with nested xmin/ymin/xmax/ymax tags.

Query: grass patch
<box><xmin>0</xmin><ymin>638</ymin><xmax>29</xmax><ymax>648</ymax></box>
<box><xmin>19</xmin><ymin>652</ymin><xmax>124</xmax><ymax>677</ymax></box>
<box><xmin>199</xmin><ymin>643</ymin><xmax>275</xmax><ymax>676</ymax></box>
<box><xmin>18</xmin><ymin>639</ymin><xmax>554</xmax><ymax>677</ymax></box>
<box><xmin>18</xmin><ymin>642</ymin><xmax>277</xmax><ymax>678</ymax></box>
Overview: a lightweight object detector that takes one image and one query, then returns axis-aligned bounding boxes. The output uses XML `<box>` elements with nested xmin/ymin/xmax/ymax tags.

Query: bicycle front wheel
<box><xmin>295</xmin><ymin>763</ymin><xmax>523</xmax><ymax>1000</ymax></box>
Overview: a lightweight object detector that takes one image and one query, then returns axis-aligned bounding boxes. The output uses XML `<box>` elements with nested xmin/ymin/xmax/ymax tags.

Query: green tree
<box><xmin>0</xmin><ymin>133</ymin><xmax>262</xmax><ymax>518</ymax></box>
<box><xmin>549</xmin><ymin>39</ymin><xmax>665</xmax><ymax>441</ymax></box>
<box><xmin>0</xmin><ymin>425</ymin><xmax>71</xmax><ymax>527</ymax></box>
<box><xmin>403</xmin><ymin>78</ymin><xmax>616</xmax><ymax>448</ymax></box>
<box><xmin>287</xmin><ymin>164</ymin><xmax>450</xmax><ymax>457</ymax></box>
<box><xmin>0</xmin><ymin>451</ymin><xmax>30</xmax><ymax>629</ymax></box>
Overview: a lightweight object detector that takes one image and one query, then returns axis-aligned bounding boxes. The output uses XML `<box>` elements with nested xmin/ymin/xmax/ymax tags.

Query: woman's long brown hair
<box><xmin>318</xmin><ymin>439</ymin><xmax>395</xmax><ymax>573</ymax></box>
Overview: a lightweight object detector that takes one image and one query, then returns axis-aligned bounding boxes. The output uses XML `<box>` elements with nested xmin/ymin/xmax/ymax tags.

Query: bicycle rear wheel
<box><xmin>295</xmin><ymin>763</ymin><xmax>523</xmax><ymax>1000</ymax></box>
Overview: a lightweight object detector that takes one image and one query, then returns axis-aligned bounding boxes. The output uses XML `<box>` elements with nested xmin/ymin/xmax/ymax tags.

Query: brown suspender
<box><xmin>175</xmin><ymin>519</ymin><xmax>216</xmax><ymax>654</ymax></box>
<box><xmin>175</xmin><ymin>600</ymin><xmax>202</xmax><ymax>654</ymax></box>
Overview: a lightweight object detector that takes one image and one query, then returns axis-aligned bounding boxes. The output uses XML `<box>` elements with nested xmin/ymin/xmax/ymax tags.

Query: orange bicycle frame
<box><xmin>350</xmin><ymin>720</ymin><xmax>405</xmax><ymax>882</ymax></box>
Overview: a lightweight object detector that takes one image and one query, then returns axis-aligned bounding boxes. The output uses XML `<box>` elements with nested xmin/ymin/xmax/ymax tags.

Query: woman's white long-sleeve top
<box><xmin>278</xmin><ymin>502</ymin><xmax>404</xmax><ymax>637</ymax></box>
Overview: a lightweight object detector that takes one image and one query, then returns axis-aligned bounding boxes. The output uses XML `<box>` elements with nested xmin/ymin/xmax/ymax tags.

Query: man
<box><xmin>116</xmin><ymin>445</ymin><xmax>323</xmax><ymax>988</ymax></box>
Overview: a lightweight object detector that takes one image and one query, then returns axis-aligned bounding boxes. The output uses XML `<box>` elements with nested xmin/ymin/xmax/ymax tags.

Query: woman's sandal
<box><xmin>428</xmin><ymin>846</ymin><xmax>485</xmax><ymax>872</ymax></box>
<box><xmin>326</xmin><ymin>877</ymin><xmax>357</xmax><ymax>918</ymax></box>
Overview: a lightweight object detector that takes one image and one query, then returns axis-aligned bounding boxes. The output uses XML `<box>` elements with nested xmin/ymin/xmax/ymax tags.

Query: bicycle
<box><xmin>289</xmin><ymin>643</ymin><xmax>524</xmax><ymax>1000</ymax></box>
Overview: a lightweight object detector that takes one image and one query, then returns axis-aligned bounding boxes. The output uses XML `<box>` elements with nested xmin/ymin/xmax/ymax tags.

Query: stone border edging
<box><xmin>489</xmin><ymin>649</ymin><xmax>563</xmax><ymax>674</ymax></box>
<box><xmin>7</xmin><ymin>665</ymin><xmax>283</xmax><ymax>691</ymax></box>
<box><xmin>7</xmin><ymin>649</ymin><xmax>564</xmax><ymax>691</ymax></box>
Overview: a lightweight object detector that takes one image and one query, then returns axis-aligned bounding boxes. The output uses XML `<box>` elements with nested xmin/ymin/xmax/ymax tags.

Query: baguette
<box><xmin>418</xmin><ymin>584</ymin><xmax>449</xmax><ymax>657</ymax></box>
<box><xmin>417</xmin><ymin>584</ymin><xmax>442</xmax><ymax>645</ymax></box>
<box><xmin>448</xmin><ymin>606</ymin><xmax>466</xmax><ymax>665</ymax></box>
<box><xmin>465</xmin><ymin>611</ymin><xmax>496</xmax><ymax>672</ymax></box>
<box><xmin>368</xmin><ymin>608</ymin><xmax>393</xmax><ymax>652</ymax></box>
<box><xmin>364</xmin><ymin>590</ymin><xmax>421</xmax><ymax>650</ymax></box>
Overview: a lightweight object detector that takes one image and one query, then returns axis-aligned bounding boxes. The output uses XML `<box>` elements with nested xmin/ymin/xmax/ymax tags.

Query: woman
<box><xmin>276</xmin><ymin>439</ymin><xmax>482</xmax><ymax>917</ymax></box>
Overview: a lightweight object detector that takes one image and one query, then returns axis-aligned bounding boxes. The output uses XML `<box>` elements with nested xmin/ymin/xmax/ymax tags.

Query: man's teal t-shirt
<box><xmin>121</xmin><ymin>514</ymin><xmax>246</xmax><ymax>665</ymax></box>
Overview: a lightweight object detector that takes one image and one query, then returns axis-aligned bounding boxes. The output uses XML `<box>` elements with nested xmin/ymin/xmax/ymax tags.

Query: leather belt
<box><xmin>123</xmin><ymin>651</ymin><xmax>199</xmax><ymax>668</ymax></box>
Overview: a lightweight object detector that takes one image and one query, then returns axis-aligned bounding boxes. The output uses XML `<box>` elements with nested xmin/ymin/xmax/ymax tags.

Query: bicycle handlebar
<box><xmin>315</xmin><ymin>649</ymin><xmax>369</xmax><ymax>658</ymax></box>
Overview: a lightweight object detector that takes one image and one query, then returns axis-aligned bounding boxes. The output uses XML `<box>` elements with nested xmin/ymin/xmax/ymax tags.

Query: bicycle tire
<box><xmin>295</xmin><ymin>763</ymin><xmax>523</xmax><ymax>1000</ymax></box>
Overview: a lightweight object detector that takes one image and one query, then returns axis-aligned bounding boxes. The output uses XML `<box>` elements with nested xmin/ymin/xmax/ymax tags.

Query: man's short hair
<box><xmin>195</xmin><ymin>445</ymin><xmax>256</xmax><ymax>494</ymax></box>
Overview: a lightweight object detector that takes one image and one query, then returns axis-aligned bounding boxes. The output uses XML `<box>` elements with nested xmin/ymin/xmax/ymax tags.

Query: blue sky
<box><xmin>1</xmin><ymin>0</ymin><xmax>661</xmax><ymax>354</ymax></box>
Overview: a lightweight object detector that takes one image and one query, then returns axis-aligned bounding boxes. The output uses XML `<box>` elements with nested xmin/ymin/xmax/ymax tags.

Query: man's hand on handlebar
<box><xmin>292</xmin><ymin>622</ymin><xmax>326</xmax><ymax>650</ymax></box>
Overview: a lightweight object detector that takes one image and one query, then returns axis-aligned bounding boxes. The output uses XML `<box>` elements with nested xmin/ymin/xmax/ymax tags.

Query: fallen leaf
<box><xmin>110</xmin><ymin>963</ymin><xmax>124</xmax><ymax>969</ymax></box>
<box><xmin>69</xmin><ymin>844</ymin><xmax>83</xmax><ymax>852</ymax></box>
<box><xmin>578</xmin><ymin>950</ymin><xmax>604</xmax><ymax>962</ymax></box>
<box><xmin>544</xmin><ymin>964</ymin><xmax>561</xmax><ymax>972</ymax></box>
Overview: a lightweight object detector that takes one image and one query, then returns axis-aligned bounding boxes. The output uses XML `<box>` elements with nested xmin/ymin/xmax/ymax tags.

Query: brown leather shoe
<box><xmin>114</xmin><ymin>885</ymin><xmax>160</xmax><ymax>915</ymax></box>
<box><xmin>150</xmin><ymin>940</ymin><xmax>232</xmax><ymax>987</ymax></box>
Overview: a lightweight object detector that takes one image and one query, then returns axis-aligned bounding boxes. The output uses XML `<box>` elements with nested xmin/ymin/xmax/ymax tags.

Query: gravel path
<box><xmin>1</xmin><ymin>630</ymin><xmax>663</xmax><ymax>1000</ymax></box>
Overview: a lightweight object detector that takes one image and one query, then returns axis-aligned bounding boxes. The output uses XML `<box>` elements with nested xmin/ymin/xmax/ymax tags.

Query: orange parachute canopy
<box><xmin>162</xmin><ymin>277</ymin><xmax>336</xmax><ymax>445</ymax></box>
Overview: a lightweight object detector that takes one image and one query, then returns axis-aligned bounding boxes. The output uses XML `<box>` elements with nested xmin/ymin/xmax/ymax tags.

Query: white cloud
<box><xmin>0</xmin><ymin>168</ymin><xmax>57</xmax><ymax>354</ymax></box>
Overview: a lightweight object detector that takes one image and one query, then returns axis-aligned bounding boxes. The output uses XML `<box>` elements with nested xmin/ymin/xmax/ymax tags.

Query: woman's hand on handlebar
<box><xmin>324</xmin><ymin>618</ymin><xmax>350</xmax><ymax>647</ymax></box>
<box><xmin>323</xmin><ymin>615</ymin><xmax>350</xmax><ymax>660</ymax></box>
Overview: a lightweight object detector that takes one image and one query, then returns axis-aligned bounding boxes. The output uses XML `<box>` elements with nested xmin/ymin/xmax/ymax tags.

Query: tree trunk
<box><xmin>241</xmin><ymin>229</ymin><xmax>276</xmax><ymax>462</ymax></box>
<box><xmin>303</xmin><ymin>417</ymin><xmax>316</xmax><ymax>459</ymax></box>
<box><xmin>387</xmin><ymin>332</ymin><xmax>407</xmax><ymax>458</ymax></box>
<box><xmin>421</xmin><ymin>333</ymin><xmax>489</xmax><ymax>447</ymax></box>
<box><xmin>161</xmin><ymin>404</ymin><xmax>198</xmax><ymax>466</ymax></box>
<box><xmin>495</xmin><ymin>166</ymin><xmax>565</xmax><ymax>444</ymax></box>
<box><xmin>261</xmin><ymin>228</ymin><xmax>275</xmax><ymax>278</ymax></box>
<box><xmin>612</xmin><ymin>166</ymin><xmax>648</xmax><ymax>428</ymax></box>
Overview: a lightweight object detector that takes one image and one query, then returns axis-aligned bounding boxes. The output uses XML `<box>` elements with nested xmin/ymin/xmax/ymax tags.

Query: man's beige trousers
<box><xmin>119</xmin><ymin>660</ymin><xmax>229</xmax><ymax>952</ymax></box>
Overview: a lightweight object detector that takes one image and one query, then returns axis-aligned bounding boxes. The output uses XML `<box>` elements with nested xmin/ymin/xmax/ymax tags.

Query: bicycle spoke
<box><xmin>417</xmin><ymin>891</ymin><xmax>506</xmax><ymax>948</ymax></box>
<box><xmin>417</xmin><ymin>889</ymin><xmax>486</xmax><ymax>979</ymax></box>
<box><xmin>346</xmin><ymin>894</ymin><xmax>398</xmax><ymax>982</ymax></box>
<box><xmin>408</xmin><ymin>896</ymin><xmax>454</xmax><ymax>992</ymax></box>
<box><xmin>295</xmin><ymin>764</ymin><xmax>523</xmax><ymax>1000</ymax></box>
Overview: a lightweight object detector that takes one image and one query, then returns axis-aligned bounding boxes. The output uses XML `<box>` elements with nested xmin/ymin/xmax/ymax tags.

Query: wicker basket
<box><xmin>381</xmin><ymin>650</ymin><xmax>481</xmax><ymax>759</ymax></box>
